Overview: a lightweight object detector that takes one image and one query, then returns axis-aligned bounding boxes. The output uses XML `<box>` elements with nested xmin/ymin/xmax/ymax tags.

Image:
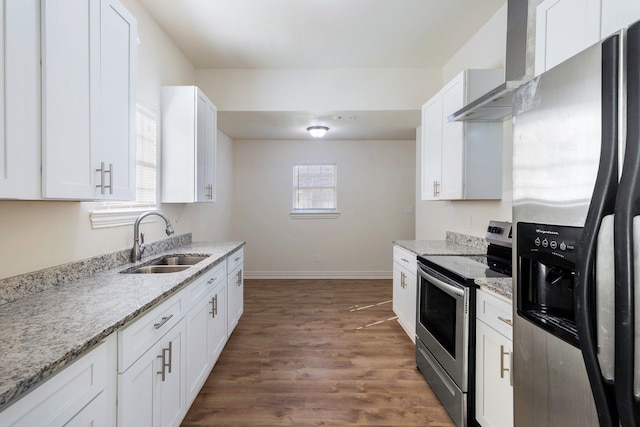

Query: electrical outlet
<box><xmin>466</xmin><ymin>215</ymin><xmax>472</xmax><ymax>227</ymax></box>
<box><xmin>313</xmin><ymin>253</ymin><xmax>320</xmax><ymax>263</ymax></box>
<box><xmin>404</xmin><ymin>205</ymin><xmax>414</xmax><ymax>214</ymax></box>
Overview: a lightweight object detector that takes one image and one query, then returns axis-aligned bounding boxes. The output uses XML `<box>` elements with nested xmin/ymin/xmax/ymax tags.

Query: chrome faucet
<box><xmin>131</xmin><ymin>211</ymin><xmax>175</xmax><ymax>262</ymax></box>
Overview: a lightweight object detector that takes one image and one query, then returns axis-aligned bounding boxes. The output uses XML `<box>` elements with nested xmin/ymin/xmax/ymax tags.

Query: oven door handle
<box><xmin>418</xmin><ymin>266</ymin><xmax>464</xmax><ymax>297</ymax></box>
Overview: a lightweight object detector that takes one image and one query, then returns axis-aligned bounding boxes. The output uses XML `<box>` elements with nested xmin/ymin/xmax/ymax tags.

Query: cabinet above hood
<box><xmin>449</xmin><ymin>0</ymin><xmax>537</xmax><ymax>122</ymax></box>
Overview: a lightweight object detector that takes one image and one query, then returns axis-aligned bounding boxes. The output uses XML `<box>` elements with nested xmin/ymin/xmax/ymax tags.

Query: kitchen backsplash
<box><xmin>0</xmin><ymin>233</ymin><xmax>192</xmax><ymax>306</ymax></box>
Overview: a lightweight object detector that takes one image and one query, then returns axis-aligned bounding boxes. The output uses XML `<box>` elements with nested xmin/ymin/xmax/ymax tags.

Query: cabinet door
<box><xmin>195</xmin><ymin>92</ymin><xmax>208</xmax><ymax>202</ymax></box>
<box><xmin>209</xmin><ymin>284</ymin><xmax>228</xmax><ymax>365</ymax></box>
<box><xmin>41</xmin><ymin>0</ymin><xmax>99</xmax><ymax>199</ymax></box>
<box><xmin>157</xmin><ymin>319</ymin><xmax>187</xmax><ymax>427</ymax></box>
<box><xmin>420</xmin><ymin>95</ymin><xmax>442</xmax><ymax>200</ymax></box>
<box><xmin>118</xmin><ymin>341</ymin><xmax>157</xmax><ymax>426</ymax></box>
<box><xmin>195</xmin><ymin>90</ymin><xmax>216</xmax><ymax>202</ymax></box>
<box><xmin>119</xmin><ymin>319</ymin><xmax>186</xmax><ymax>427</ymax></box>
<box><xmin>227</xmin><ymin>265</ymin><xmax>243</xmax><ymax>335</ymax></box>
<box><xmin>96</xmin><ymin>0</ymin><xmax>136</xmax><ymax>200</ymax></box>
<box><xmin>185</xmin><ymin>293</ymin><xmax>211</xmax><ymax>405</ymax></box>
<box><xmin>42</xmin><ymin>0</ymin><xmax>136</xmax><ymax>200</ymax></box>
<box><xmin>204</xmin><ymin>99</ymin><xmax>217</xmax><ymax>202</ymax></box>
<box><xmin>404</xmin><ymin>270</ymin><xmax>417</xmax><ymax>342</ymax></box>
<box><xmin>476</xmin><ymin>320</ymin><xmax>513</xmax><ymax>427</ymax></box>
<box><xmin>535</xmin><ymin>0</ymin><xmax>602</xmax><ymax>75</ymax></box>
<box><xmin>0</xmin><ymin>0</ymin><xmax>40</xmax><ymax>199</ymax></box>
<box><xmin>392</xmin><ymin>262</ymin><xmax>404</xmax><ymax>319</ymax></box>
<box><xmin>440</xmin><ymin>74</ymin><xmax>464</xmax><ymax>200</ymax></box>
<box><xmin>601</xmin><ymin>0</ymin><xmax>640</xmax><ymax>37</ymax></box>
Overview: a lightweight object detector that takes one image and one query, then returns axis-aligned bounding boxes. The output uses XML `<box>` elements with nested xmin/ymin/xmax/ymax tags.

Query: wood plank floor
<box><xmin>181</xmin><ymin>279</ymin><xmax>454</xmax><ymax>426</ymax></box>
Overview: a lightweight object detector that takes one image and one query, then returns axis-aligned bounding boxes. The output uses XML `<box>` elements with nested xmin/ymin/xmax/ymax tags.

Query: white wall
<box><xmin>0</xmin><ymin>0</ymin><xmax>235</xmax><ymax>280</ymax></box>
<box><xmin>415</xmin><ymin>3</ymin><xmax>513</xmax><ymax>240</ymax></box>
<box><xmin>232</xmin><ymin>139</ymin><xmax>415</xmax><ymax>277</ymax></box>
<box><xmin>196</xmin><ymin>68</ymin><xmax>441</xmax><ymax>111</ymax></box>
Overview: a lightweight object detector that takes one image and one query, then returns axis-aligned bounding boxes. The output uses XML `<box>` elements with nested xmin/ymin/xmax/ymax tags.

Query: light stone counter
<box><xmin>394</xmin><ymin>231</ymin><xmax>487</xmax><ymax>257</ymax></box>
<box><xmin>0</xmin><ymin>239</ymin><xmax>245</xmax><ymax>411</ymax></box>
<box><xmin>475</xmin><ymin>277</ymin><xmax>513</xmax><ymax>300</ymax></box>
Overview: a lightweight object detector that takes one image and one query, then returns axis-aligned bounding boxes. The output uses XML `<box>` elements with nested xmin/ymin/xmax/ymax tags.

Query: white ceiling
<box><xmin>138</xmin><ymin>0</ymin><xmax>507</xmax><ymax>140</ymax></box>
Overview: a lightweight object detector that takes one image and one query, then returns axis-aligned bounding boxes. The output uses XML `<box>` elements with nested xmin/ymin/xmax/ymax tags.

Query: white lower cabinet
<box><xmin>0</xmin><ymin>249</ymin><xmax>246</xmax><ymax>426</ymax></box>
<box><xmin>392</xmin><ymin>245</ymin><xmax>417</xmax><ymax>342</ymax></box>
<box><xmin>185</xmin><ymin>262</ymin><xmax>228</xmax><ymax>406</ymax></box>
<box><xmin>475</xmin><ymin>289</ymin><xmax>513</xmax><ymax>427</ymax></box>
<box><xmin>227</xmin><ymin>248</ymin><xmax>244</xmax><ymax>335</ymax></box>
<box><xmin>118</xmin><ymin>318</ymin><xmax>187</xmax><ymax>427</ymax></box>
<box><xmin>0</xmin><ymin>335</ymin><xmax>116</xmax><ymax>426</ymax></box>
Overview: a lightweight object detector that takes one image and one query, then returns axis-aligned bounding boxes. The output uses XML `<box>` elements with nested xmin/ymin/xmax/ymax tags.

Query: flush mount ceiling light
<box><xmin>307</xmin><ymin>125</ymin><xmax>329</xmax><ymax>138</ymax></box>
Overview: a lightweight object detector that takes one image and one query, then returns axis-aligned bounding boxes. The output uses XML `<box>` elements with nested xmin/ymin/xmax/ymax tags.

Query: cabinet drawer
<box><xmin>393</xmin><ymin>245</ymin><xmax>417</xmax><ymax>271</ymax></box>
<box><xmin>0</xmin><ymin>337</ymin><xmax>112</xmax><ymax>426</ymax></box>
<box><xmin>118</xmin><ymin>290</ymin><xmax>184</xmax><ymax>372</ymax></box>
<box><xmin>477</xmin><ymin>289</ymin><xmax>513</xmax><ymax>339</ymax></box>
<box><xmin>185</xmin><ymin>261</ymin><xmax>226</xmax><ymax>309</ymax></box>
<box><xmin>227</xmin><ymin>248</ymin><xmax>243</xmax><ymax>273</ymax></box>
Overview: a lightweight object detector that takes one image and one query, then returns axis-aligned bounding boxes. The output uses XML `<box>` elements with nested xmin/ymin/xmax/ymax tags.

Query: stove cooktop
<box><xmin>419</xmin><ymin>255</ymin><xmax>510</xmax><ymax>285</ymax></box>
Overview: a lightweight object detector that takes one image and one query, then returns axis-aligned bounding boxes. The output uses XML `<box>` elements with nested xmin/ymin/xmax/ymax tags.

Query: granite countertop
<box><xmin>394</xmin><ymin>232</ymin><xmax>513</xmax><ymax>300</ymax></box>
<box><xmin>0</xmin><ymin>240</ymin><xmax>244</xmax><ymax>411</ymax></box>
<box><xmin>394</xmin><ymin>231</ymin><xmax>488</xmax><ymax>257</ymax></box>
<box><xmin>475</xmin><ymin>277</ymin><xmax>513</xmax><ymax>300</ymax></box>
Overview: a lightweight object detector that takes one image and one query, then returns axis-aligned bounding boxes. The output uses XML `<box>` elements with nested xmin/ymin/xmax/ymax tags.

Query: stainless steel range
<box><xmin>415</xmin><ymin>221</ymin><xmax>512</xmax><ymax>427</ymax></box>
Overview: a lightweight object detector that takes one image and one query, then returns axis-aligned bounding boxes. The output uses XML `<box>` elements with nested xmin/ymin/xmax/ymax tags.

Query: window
<box><xmin>291</xmin><ymin>163</ymin><xmax>339</xmax><ymax>218</ymax></box>
<box><xmin>134</xmin><ymin>104</ymin><xmax>157</xmax><ymax>205</ymax></box>
<box><xmin>90</xmin><ymin>103</ymin><xmax>158</xmax><ymax>228</ymax></box>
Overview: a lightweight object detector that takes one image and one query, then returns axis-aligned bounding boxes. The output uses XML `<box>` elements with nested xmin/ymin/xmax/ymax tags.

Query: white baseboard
<box><xmin>244</xmin><ymin>271</ymin><xmax>392</xmax><ymax>280</ymax></box>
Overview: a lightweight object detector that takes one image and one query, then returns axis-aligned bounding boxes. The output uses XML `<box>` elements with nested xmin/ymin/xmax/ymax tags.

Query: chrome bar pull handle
<box><xmin>96</xmin><ymin>162</ymin><xmax>105</xmax><ymax>194</ymax></box>
<box><xmin>153</xmin><ymin>314</ymin><xmax>173</xmax><ymax>329</ymax></box>
<box><xmin>500</xmin><ymin>345</ymin><xmax>510</xmax><ymax>379</ymax></box>
<box><xmin>498</xmin><ymin>316</ymin><xmax>512</xmax><ymax>326</ymax></box>
<box><xmin>105</xmin><ymin>163</ymin><xmax>113</xmax><ymax>194</ymax></box>
<box><xmin>237</xmin><ymin>270</ymin><xmax>242</xmax><ymax>286</ymax></box>
<box><xmin>157</xmin><ymin>346</ymin><xmax>170</xmax><ymax>381</ymax></box>
<box><xmin>214</xmin><ymin>294</ymin><xmax>218</xmax><ymax>316</ymax></box>
<box><xmin>167</xmin><ymin>341</ymin><xmax>172</xmax><ymax>374</ymax></box>
<box><xmin>207</xmin><ymin>277</ymin><xmax>217</xmax><ymax>285</ymax></box>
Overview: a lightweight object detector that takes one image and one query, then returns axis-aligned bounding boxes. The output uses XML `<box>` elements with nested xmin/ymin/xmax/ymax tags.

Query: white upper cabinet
<box><xmin>41</xmin><ymin>0</ymin><xmax>136</xmax><ymax>200</ymax></box>
<box><xmin>162</xmin><ymin>86</ymin><xmax>217</xmax><ymax>203</ymax></box>
<box><xmin>420</xmin><ymin>96</ymin><xmax>443</xmax><ymax>201</ymax></box>
<box><xmin>601</xmin><ymin>0</ymin><xmax>640</xmax><ymax>37</ymax></box>
<box><xmin>0</xmin><ymin>0</ymin><xmax>40</xmax><ymax>199</ymax></box>
<box><xmin>535</xmin><ymin>0</ymin><xmax>602</xmax><ymax>75</ymax></box>
<box><xmin>421</xmin><ymin>69</ymin><xmax>503</xmax><ymax>201</ymax></box>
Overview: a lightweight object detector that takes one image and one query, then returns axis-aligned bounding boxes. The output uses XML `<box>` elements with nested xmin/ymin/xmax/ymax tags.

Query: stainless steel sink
<box><xmin>125</xmin><ymin>265</ymin><xmax>191</xmax><ymax>274</ymax></box>
<box><xmin>151</xmin><ymin>255</ymin><xmax>209</xmax><ymax>266</ymax></box>
<box><xmin>121</xmin><ymin>254</ymin><xmax>210</xmax><ymax>274</ymax></box>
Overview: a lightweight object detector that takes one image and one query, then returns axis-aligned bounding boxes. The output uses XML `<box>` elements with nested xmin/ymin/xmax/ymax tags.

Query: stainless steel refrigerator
<box><xmin>513</xmin><ymin>21</ymin><xmax>640</xmax><ymax>427</ymax></box>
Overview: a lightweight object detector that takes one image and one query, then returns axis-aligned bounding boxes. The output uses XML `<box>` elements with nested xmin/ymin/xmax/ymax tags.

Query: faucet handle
<box><xmin>140</xmin><ymin>232</ymin><xmax>145</xmax><ymax>245</ymax></box>
<box><xmin>140</xmin><ymin>232</ymin><xmax>146</xmax><ymax>255</ymax></box>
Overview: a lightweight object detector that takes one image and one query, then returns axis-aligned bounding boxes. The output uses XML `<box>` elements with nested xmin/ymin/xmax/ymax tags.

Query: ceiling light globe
<box><xmin>307</xmin><ymin>126</ymin><xmax>329</xmax><ymax>138</ymax></box>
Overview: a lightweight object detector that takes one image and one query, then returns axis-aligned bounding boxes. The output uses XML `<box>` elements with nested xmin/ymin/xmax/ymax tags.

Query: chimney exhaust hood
<box><xmin>449</xmin><ymin>0</ymin><xmax>532</xmax><ymax>122</ymax></box>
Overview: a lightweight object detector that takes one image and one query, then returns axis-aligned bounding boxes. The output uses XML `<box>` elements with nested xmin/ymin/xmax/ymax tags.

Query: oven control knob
<box><xmin>560</xmin><ymin>241</ymin><xmax>567</xmax><ymax>251</ymax></box>
<box><xmin>542</xmin><ymin>238</ymin><xmax>549</xmax><ymax>248</ymax></box>
<box><xmin>550</xmin><ymin>240</ymin><xmax>557</xmax><ymax>249</ymax></box>
<box><xmin>535</xmin><ymin>237</ymin><xmax>541</xmax><ymax>246</ymax></box>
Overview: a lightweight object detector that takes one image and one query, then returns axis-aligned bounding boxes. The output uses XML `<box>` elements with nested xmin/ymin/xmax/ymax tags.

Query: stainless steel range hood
<box><xmin>449</xmin><ymin>0</ymin><xmax>533</xmax><ymax>122</ymax></box>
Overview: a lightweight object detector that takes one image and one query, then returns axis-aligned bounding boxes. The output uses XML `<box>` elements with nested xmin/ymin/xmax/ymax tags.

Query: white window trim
<box><xmin>291</xmin><ymin>163</ymin><xmax>339</xmax><ymax>218</ymax></box>
<box><xmin>90</xmin><ymin>206</ymin><xmax>159</xmax><ymax>229</ymax></box>
<box><xmin>289</xmin><ymin>211</ymin><xmax>340</xmax><ymax>219</ymax></box>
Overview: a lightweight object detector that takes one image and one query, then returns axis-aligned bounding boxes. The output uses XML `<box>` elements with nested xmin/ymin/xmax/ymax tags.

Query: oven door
<box><xmin>416</xmin><ymin>262</ymin><xmax>471</xmax><ymax>391</ymax></box>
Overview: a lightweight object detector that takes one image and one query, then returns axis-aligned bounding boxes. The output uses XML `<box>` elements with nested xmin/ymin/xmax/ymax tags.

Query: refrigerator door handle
<box><xmin>615</xmin><ymin>20</ymin><xmax>640</xmax><ymax>427</ymax></box>
<box><xmin>576</xmin><ymin>32</ymin><xmax>621</xmax><ymax>427</ymax></box>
